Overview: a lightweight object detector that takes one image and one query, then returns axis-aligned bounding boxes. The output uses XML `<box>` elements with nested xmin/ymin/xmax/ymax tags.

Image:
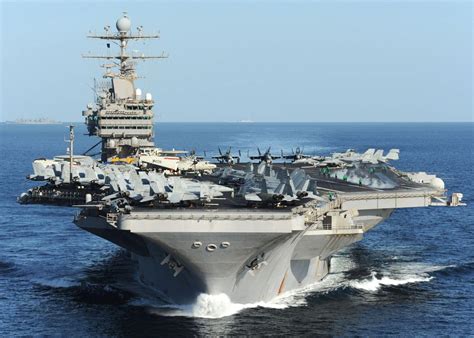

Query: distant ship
<box><xmin>6</xmin><ymin>118</ymin><xmax>62</xmax><ymax>125</ymax></box>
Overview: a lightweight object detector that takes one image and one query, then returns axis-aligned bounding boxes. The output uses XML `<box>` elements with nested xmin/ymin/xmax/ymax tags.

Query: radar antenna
<box><xmin>83</xmin><ymin>12</ymin><xmax>168</xmax><ymax>80</ymax></box>
<box><xmin>68</xmin><ymin>125</ymin><xmax>74</xmax><ymax>183</ymax></box>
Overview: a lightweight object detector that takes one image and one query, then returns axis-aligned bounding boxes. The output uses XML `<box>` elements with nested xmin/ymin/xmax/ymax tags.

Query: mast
<box><xmin>83</xmin><ymin>12</ymin><xmax>167</xmax><ymax>80</ymax></box>
<box><xmin>82</xmin><ymin>13</ymin><xmax>167</xmax><ymax>162</ymax></box>
<box><xmin>69</xmin><ymin>125</ymin><xmax>74</xmax><ymax>183</ymax></box>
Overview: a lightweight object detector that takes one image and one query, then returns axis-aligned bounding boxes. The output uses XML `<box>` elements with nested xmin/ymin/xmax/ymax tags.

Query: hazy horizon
<box><xmin>1</xmin><ymin>1</ymin><xmax>472</xmax><ymax>122</ymax></box>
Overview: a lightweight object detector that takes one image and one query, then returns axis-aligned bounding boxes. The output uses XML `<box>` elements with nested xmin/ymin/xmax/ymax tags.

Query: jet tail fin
<box><xmin>374</xmin><ymin>149</ymin><xmax>384</xmax><ymax>161</ymax></box>
<box><xmin>385</xmin><ymin>148</ymin><xmax>400</xmax><ymax>161</ymax></box>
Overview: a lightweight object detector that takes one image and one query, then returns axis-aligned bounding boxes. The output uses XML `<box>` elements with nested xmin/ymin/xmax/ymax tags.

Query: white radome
<box><xmin>116</xmin><ymin>14</ymin><xmax>131</xmax><ymax>33</ymax></box>
<box><xmin>430</xmin><ymin>177</ymin><xmax>445</xmax><ymax>190</ymax></box>
<box><xmin>135</xmin><ymin>88</ymin><xmax>142</xmax><ymax>99</ymax></box>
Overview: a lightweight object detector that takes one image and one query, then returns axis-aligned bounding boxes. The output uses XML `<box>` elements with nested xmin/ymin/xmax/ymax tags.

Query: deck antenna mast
<box><xmin>68</xmin><ymin>125</ymin><xmax>74</xmax><ymax>183</ymax></box>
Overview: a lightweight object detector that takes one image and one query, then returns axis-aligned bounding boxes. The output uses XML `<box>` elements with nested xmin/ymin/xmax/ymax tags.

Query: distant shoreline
<box><xmin>4</xmin><ymin>118</ymin><xmax>62</xmax><ymax>125</ymax></box>
<box><xmin>0</xmin><ymin>121</ymin><xmax>472</xmax><ymax>124</ymax></box>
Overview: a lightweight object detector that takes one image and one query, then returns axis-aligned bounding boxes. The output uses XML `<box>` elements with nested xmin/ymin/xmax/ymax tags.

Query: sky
<box><xmin>0</xmin><ymin>0</ymin><xmax>472</xmax><ymax>122</ymax></box>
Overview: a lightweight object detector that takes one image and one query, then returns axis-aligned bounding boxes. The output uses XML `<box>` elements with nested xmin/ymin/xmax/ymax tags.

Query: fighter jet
<box><xmin>249</xmin><ymin>147</ymin><xmax>280</xmax><ymax>164</ymax></box>
<box><xmin>295</xmin><ymin>148</ymin><xmax>400</xmax><ymax>168</ymax></box>
<box><xmin>340</xmin><ymin>148</ymin><xmax>400</xmax><ymax>164</ymax></box>
<box><xmin>212</xmin><ymin>147</ymin><xmax>241</xmax><ymax>164</ymax></box>
<box><xmin>230</xmin><ymin>164</ymin><xmax>323</xmax><ymax>206</ymax></box>
<box><xmin>101</xmin><ymin>168</ymin><xmax>232</xmax><ymax>205</ymax></box>
<box><xmin>281</xmin><ymin>147</ymin><xmax>310</xmax><ymax>162</ymax></box>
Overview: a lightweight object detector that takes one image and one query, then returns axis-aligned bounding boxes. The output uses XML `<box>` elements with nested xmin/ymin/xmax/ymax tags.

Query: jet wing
<box><xmin>244</xmin><ymin>193</ymin><xmax>262</xmax><ymax>202</ymax></box>
<box><xmin>167</xmin><ymin>192</ymin><xmax>198</xmax><ymax>203</ymax></box>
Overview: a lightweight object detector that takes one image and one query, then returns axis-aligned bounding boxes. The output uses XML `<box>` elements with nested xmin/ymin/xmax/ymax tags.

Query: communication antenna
<box><xmin>82</xmin><ymin>12</ymin><xmax>168</xmax><ymax>80</ymax></box>
<box><xmin>68</xmin><ymin>125</ymin><xmax>74</xmax><ymax>183</ymax></box>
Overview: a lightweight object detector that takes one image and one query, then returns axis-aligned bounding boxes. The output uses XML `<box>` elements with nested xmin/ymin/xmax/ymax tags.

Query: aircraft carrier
<box><xmin>19</xmin><ymin>14</ymin><xmax>465</xmax><ymax>305</ymax></box>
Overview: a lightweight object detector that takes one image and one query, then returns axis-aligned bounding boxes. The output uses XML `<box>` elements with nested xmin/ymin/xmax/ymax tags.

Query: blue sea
<box><xmin>0</xmin><ymin>122</ymin><xmax>472</xmax><ymax>336</ymax></box>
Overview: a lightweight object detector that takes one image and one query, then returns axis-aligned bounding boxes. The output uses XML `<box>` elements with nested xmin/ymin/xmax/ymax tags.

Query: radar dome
<box><xmin>116</xmin><ymin>14</ymin><xmax>131</xmax><ymax>33</ymax></box>
<box><xmin>430</xmin><ymin>178</ymin><xmax>445</xmax><ymax>191</ymax></box>
<box><xmin>135</xmin><ymin>88</ymin><xmax>142</xmax><ymax>99</ymax></box>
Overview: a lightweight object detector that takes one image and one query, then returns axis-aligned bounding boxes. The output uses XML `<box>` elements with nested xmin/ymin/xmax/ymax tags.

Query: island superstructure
<box><xmin>81</xmin><ymin>13</ymin><xmax>167</xmax><ymax>162</ymax></box>
<box><xmin>19</xmin><ymin>14</ymin><xmax>465</xmax><ymax>305</ymax></box>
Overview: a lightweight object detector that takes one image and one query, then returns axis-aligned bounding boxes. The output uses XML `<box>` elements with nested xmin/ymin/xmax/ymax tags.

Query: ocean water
<box><xmin>0</xmin><ymin>122</ymin><xmax>472</xmax><ymax>336</ymax></box>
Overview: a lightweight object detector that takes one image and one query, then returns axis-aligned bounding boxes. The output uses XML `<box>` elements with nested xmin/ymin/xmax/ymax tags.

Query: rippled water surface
<box><xmin>0</xmin><ymin>122</ymin><xmax>473</xmax><ymax>336</ymax></box>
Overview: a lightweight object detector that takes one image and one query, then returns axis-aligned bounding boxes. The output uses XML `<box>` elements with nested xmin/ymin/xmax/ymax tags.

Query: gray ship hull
<box><xmin>76</xmin><ymin>207</ymin><xmax>391</xmax><ymax>304</ymax></box>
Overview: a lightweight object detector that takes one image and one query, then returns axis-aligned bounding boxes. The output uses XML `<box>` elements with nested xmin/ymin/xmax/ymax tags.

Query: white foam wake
<box><xmin>390</xmin><ymin>262</ymin><xmax>457</xmax><ymax>274</ymax></box>
<box><xmin>145</xmin><ymin>293</ymin><xmax>292</xmax><ymax>319</ymax></box>
<box><xmin>32</xmin><ymin>277</ymin><xmax>80</xmax><ymax>288</ymax></box>
<box><xmin>181</xmin><ymin>294</ymin><xmax>262</xmax><ymax>318</ymax></box>
<box><xmin>349</xmin><ymin>271</ymin><xmax>433</xmax><ymax>292</ymax></box>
